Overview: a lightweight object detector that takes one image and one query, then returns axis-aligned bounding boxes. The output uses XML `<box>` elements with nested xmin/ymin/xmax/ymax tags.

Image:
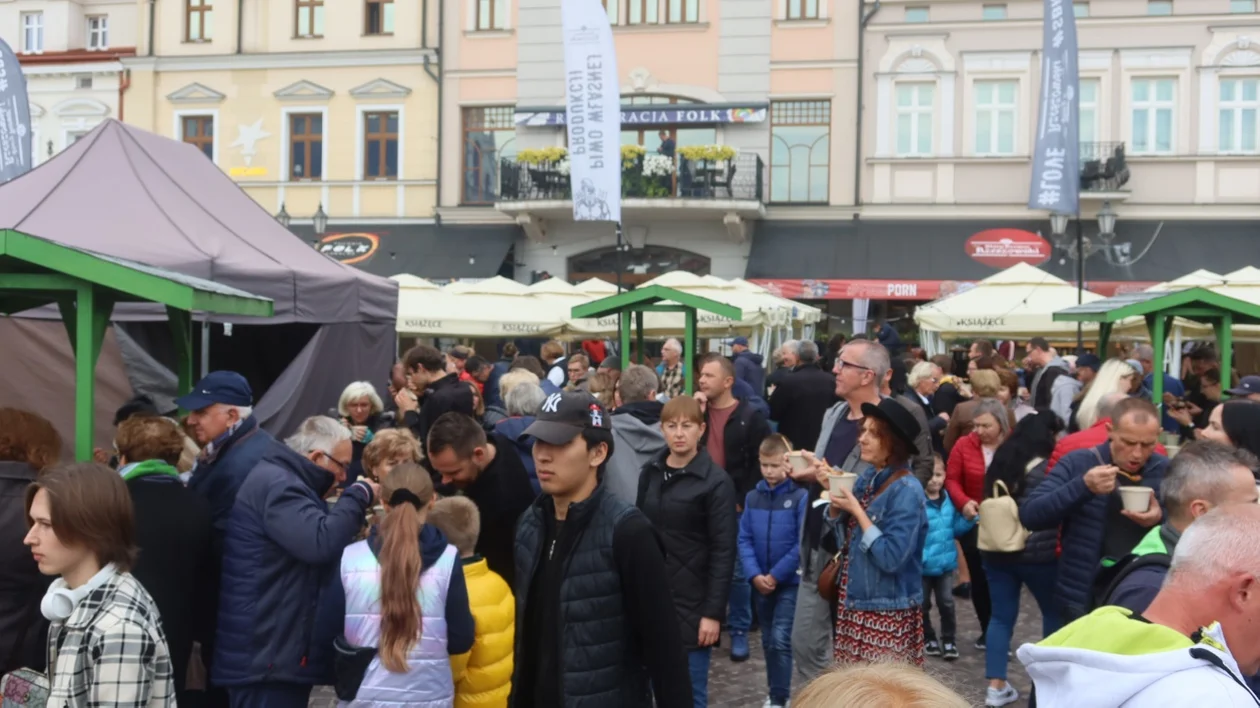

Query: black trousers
<box><xmin>959</xmin><ymin>525</ymin><xmax>992</xmax><ymax>636</ymax></box>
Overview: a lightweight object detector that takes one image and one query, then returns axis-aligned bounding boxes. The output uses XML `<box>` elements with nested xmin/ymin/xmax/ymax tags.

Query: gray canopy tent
<box><xmin>0</xmin><ymin>119</ymin><xmax>399</xmax><ymax>437</ymax></box>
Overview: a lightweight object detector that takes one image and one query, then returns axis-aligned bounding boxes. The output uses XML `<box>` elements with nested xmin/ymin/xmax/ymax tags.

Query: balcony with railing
<box><xmin>1080</xmin><ymin>141</ymin><xmax>1131</xmax><ymax>198</ymax></box>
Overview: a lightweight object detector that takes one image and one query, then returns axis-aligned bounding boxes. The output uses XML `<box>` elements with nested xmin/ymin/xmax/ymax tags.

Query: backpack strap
<box><xmin>1099</xmin><ymin>553</ymin><xmax>1172</xmax><ymax>609</ymax></box>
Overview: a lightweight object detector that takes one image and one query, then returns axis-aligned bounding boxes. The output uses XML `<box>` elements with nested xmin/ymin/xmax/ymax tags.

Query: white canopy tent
<box><xmin>1112</xmin><ymin>268</ymin><xmax>1260</xmax><ymax>357</ymax></box>
<box><xmin>915</xmin><ymin>263</ymin><xmax>1105</xmax><ymax>355</ymax></box>
<box><xmin>396</xmin><ymin>275</ymin><xmax>570</xmax><ymax>338</ymax></box>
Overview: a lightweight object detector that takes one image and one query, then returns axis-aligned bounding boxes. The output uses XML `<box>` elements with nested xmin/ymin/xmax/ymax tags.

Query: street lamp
<box><xmin>312</xmin><ymin>204</ymin><xmax>328</xmax><ymax>236</ymax></box>
<box><xmin>275</xmin><ymin>203</ymin><xmax>291</xmax><ymax>228</ymax></box>
<box><xmin>1097</xmin><ymin>201</ymin><xmax>1117</xmax><ymax>237</ymax></box>
<box><xmin>1049</xmin><ymin>213</ymin><xmax>1070</xmax><ymax>239</ymax></box>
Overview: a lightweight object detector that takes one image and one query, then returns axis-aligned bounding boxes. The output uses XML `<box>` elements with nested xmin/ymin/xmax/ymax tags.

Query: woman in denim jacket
<box><xmin>822</xmin><ymin>398</ymin><xmax>929</xmax><ymax>666</ymax></box>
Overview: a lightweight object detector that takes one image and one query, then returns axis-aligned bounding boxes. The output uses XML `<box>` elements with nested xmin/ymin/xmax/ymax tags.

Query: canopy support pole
<box><xmin>1215</xmin><ymin>314</ymin><xmax>1234</xmax><ymax>393</ymax></box>
<box><xmin>1149</xmin><ymin>314</ymin><xmax>1167</xmax><ymax>421</ymax></box>
<box><xmin>619</xmin><ymin>308</ymin><xmax>632</xmax><ymax>376</ymax></box>
<box><xmin>635</xmin><ymin>311</ymin><xmax>644</xmax><ymax>365</ymax></box>
<box><xmin>1098</xmin><ymin>322</ymin><xmax>1113</xmax><ymax>358</ymax></box>
<box><xmin>167</xmin><ymin>307</ymin><xmax>194</xmax><ymax>401</ymax></box>
<box><xmin>71</xmin><ymin>285</ymin><xmax>112</xmax><ymax>461</ymax></box>
<box><xmin>684</xmin><ymin>309</ymin><xmax>697</xmax><ymax>395</ymax></box>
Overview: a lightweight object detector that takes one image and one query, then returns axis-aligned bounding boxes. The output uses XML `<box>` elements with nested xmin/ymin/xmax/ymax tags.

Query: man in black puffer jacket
<box><xmin>515</xmin><ymin>391</ymin><xmax>691</xmax><ymax>708</ymax></box>
<box><xmin>636</xmin><ymin>395</ymin><xmax>737</xmax><ymax>705</ymax></box>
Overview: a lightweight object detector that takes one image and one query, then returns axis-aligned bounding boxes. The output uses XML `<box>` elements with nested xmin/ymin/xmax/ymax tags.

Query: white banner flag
<box><xmin>561</xmin><ymin>0</ymin><xmax>621</xmax><ymax>222</ymax></box>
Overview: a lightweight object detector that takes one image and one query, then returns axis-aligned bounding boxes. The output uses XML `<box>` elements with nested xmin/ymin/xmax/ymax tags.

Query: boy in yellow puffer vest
<box><xmin>429</xmin><ymin>496</ymin><xmax>514</xmax><ymax>708</ymax></box>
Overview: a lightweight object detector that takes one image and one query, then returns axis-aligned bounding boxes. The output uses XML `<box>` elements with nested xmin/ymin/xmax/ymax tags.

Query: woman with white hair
<box><xmin>338</xmin><ymin>381</ymin><xmax>388</xmax><ymax>488</ymax></box>
<box><xmin>1076</xmin><ymin>359</ymin><xmax>1140</xmax><ymax>432</ymax></box>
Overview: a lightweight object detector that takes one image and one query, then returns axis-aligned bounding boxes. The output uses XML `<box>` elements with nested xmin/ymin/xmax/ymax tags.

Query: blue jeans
<box><xmin>729</xmin><ymin>512</ymin><xmax>752</xmax><ymax>636</ymax></box>
<box><xmin>983</xmin><ymin>561</ymin><xmax>1062</xmax><ymax>680</ymax></box>
<box><xmin>688</xmin><ymin>648</ymin><xmax>711</xmax><ymax>707</ymax></box>
<box><xmin>753</xmin><ymin>584</ymin><xmax>798</xmax><ymax>704</ymax></box>
<box><xmin>227</xmin><ymin>683</ymin><xmax>312</xmax><ymax>708</ymax></box>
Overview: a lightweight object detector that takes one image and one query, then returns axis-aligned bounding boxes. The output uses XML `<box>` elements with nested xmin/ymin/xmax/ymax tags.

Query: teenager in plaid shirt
<box><xmin>23</xmin><ymin>462</ymin><xmax>175</xmax><ymax>707</ymax></box>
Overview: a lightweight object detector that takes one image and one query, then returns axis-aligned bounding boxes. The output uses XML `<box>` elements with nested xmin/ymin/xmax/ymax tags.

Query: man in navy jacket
<box><xmin>212</xmin><ymin>416</ymin><xmax>379</xmax><ymax>708</ymax></box>
<box><xmin>1019</xmin><ymin>397</ymin><xmax>1168</xmax><ymax>622</ymax></box>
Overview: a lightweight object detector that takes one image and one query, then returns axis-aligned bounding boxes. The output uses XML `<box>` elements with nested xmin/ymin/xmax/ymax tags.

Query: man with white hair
<box><xmin>212</xmin><ymin>415</ymin><xmax>380</xmax><ymax>708</ymax></box>
<box><xmin>657</xmin><ymin>337</ymin><xmax>686</xmax><ymax>399</ymax></box>
<box><xmin>182</xmin><ymin>371</ymin><xmax>276</xmax><ymax>546</ymax></box>
<box><xmin>1019</xmin><ymin>503</ymin><xmax>1260</xmax><ymax>705</ymax></box>
<box><xmin>1101</xmin><ymin>440</ymin><xmax>1259</xmax><ymax>613</ymax></box>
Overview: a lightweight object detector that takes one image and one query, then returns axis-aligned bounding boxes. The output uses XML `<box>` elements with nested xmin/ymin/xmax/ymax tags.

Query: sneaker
<box><xmin>942</xmin><ymin>642</ymin><xmax>960</xmax><ymax>661</ymax></box>
<box><xmin>924</xmin><ymin>639</ymin><xmax>941</xmax><ymax>657</ymax></box>
<box><xmin>952</xmin><ymin>582</ymin><xmax>972</xmax><ymax>599</ymax></box>
<box><xmin>974</xmin><ymin>634</ymin><xmax>987</xmax><ymax>650</ymax></box>
<box><xmin>985</xmin><ymin>684</ymin><xmax>1019</xmax><ymax>707</ymax></box>
<box><xmin>730</xmin><ymin>633</ymin><xmax>750</xmax><ymax>662</ymax></box>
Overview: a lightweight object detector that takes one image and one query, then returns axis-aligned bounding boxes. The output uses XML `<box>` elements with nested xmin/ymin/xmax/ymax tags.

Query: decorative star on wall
<box><xmin>231</xmin><ymin>119</ymin><xmax>270</xmax><ymax>166</ymax></box>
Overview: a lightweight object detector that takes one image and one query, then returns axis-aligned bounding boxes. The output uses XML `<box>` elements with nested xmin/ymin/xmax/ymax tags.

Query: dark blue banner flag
<box><xmin>1028</xmin><ymin>0</ymin><xmax>1080</xmax><ymax>215</ymax></box>
<box><xmin>0</xmin><ymin>37</ymin><xmax>33</xmax><ymax>183</ymax></box>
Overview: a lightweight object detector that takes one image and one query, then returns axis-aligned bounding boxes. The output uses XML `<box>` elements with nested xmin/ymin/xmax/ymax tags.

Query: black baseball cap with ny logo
<box><xmin>523</xmin><ymin>391</ymin><xmax>611</xmax><ymax>445</ymax></box>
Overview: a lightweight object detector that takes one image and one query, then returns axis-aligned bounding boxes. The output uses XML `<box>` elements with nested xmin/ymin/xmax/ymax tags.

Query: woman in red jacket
<box><xmin>945</xmin><ymin>398</ymin><xmax>1010</xmax><ymax>650</ymax></box>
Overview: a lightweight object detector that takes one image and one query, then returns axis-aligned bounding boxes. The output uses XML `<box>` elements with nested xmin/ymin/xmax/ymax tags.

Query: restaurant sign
<box><xmin>965</xmin><ymin>228</ymin><xmax>1052</xmax><ymax>268</ymax></box>
<box><xmin>316</xmin><ymin>232</ymin><xmax>379</xmax><ymax>265</ymax></box>
<box><xmin>515</xmin><ymin>106</ymin><xmax>767</xmax><ymax>128</ymax></box>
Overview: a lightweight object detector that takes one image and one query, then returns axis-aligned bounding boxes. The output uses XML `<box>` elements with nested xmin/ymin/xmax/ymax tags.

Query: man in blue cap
<box><xmin>180</xmin><ymin>371</ymin><xmax>276</xmax><ymax>547</ymax></box>
<box><xmin>730</xmin><ymin>336</ymin><xmax>765</xmax><ymax>395</ymax></box>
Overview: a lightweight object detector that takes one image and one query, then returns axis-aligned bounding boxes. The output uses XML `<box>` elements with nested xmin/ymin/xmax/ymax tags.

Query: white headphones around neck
<box><xmin>41</xmin><ymin>564</ymin><xmax>117</xmax><ymax>621</ymax></box>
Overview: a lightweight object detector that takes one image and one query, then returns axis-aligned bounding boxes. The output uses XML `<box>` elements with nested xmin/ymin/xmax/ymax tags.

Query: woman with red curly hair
<box><xmin>0</xmin><ymin>408</ymin><xmax>62</xmax><ymax>674</ymax></box>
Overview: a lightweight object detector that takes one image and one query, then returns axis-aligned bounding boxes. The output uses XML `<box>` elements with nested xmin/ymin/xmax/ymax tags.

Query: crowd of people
<box><xmin>2</xmin><ymin>330</ymin><xmax>1260</xmax><ymax>708</ymax></box>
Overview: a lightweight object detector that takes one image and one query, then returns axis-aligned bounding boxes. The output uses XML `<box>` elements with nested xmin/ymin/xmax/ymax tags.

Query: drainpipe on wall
<box><xmin>420</xmin><ymin>0</ymin><xmax>443</xmax><ymax>225</ymax></box>
<box><xmin>853</xmin><ymin>0</ymin><xmax>882</xmax><ymax>211</ymax></box>
<box><xmin>118</xmin><ymin>69</ymin><xmax>131</xmax><ymax>122</ymax></box>
<box><xmin>147</xmin><ymin>0</ymin><xmax>156</xmax><ymax>56</ymax></box>
<box><xmin>236</xmin><ymin>0</ymin><xmax>245</xmax><ymax>54</ymax></box>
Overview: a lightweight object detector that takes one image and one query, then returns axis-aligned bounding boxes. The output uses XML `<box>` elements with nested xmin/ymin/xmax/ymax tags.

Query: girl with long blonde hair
<box><xmin>1076</xmin><ymin>359</ymin><xmax>1139</xmax><ymax>431</ymax></box>
<box><xmin>336</xmin><ymin>463</ymin><xmax>475</xmax><ymax>706</ymax></box>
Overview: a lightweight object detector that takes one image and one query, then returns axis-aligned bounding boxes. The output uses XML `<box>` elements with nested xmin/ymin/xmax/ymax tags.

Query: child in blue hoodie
<box><xmin>922</xmin><ymin>454</ymin><xmax>976</xmax><ymax>661</ymax></box>
<box><xmin>738</xmin><ymin>434</ymin><xmax>808</xmax><ymax>708</ymax></box>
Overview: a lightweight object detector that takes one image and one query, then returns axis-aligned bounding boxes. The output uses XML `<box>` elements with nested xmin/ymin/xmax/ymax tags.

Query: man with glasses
<box><xmin>212</xmin><ymin>415</ymin><xmax>379</xmax><ymax>708</ymax></box>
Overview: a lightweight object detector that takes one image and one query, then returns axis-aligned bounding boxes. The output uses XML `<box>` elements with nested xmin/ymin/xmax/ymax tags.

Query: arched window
<box><xmin>569</xmin><ymin>245</ymin><xmax>711</xmax><ymax>287</ymax></box>
<box><xmin>619</xmin><ymin>95</ymin><xmax>717</xmax><ymax>153</ymax></box>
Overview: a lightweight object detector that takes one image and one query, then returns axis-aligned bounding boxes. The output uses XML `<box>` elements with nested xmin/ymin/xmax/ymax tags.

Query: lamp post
<box><xmin>1048</xmin><ymin>213</ymin><xmax>1083</xmax><ymax>353</ymax></box>
<box><xmin>275</xmin><ymin>203</ymin><xmax>291</xmax><ymax>228</ymax></box>
<box><xmin>312</xmin><ymin>204</ymin><xmax>328</xmax><ymax>236</ymax></box>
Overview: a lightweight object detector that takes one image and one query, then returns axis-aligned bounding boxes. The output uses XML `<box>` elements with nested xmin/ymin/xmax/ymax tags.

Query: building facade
<box><xmin>121</xmin><ymin>0</ymin><xmax>439</xmax><ymax>241</ymax></box>
<box><xmin>435</xmin><ymin>0</ymin><xmax>860</xmax><ymax>285</ymax></box>
<box><xmin>5</xmin><ymin>0</ymin><xmax>135</xmax><ymax>166</ymax></box>
<box><xmin>750</xmin><ymin>0</ymin><xmax>1260</xmax><ymax>323</ymax></box>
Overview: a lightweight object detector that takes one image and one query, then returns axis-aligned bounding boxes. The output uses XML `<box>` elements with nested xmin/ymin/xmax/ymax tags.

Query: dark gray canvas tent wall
<box><xmin>0</xmin><ymin>119</ymin><xmax>399</xmax><ymax>436</ymax></box>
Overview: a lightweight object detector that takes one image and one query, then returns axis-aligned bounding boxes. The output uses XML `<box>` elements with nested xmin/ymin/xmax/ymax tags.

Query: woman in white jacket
<box><xmin>335</xmin><ymin>462</ymin><xmax>476</xmax><ymax>707</ymax></box>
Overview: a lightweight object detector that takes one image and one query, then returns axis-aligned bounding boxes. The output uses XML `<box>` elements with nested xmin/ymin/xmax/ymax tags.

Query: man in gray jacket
<box><xmin>607</xmin><ymin>365</ymin><xmax>666</xmax><ymax>504</ymax></box>
<box><xmin>1026</xmin><ymin>337</ymin><xmax>1082</xmax><ymax>426</ymax></box>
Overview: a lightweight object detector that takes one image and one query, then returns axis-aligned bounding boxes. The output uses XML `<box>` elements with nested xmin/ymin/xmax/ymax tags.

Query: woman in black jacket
<box><xmin>978</xmin><ymin>412</ymin><xmax>1064</xmax><ymax>708</ymax></box>
<box><xmin>0</xmin><ymin>408</ymin><xmax>59</xmax><ymax>674</ymax></box>
<box><xmin>636</xmin><ymin>395</ymin><xmax>737</xmax><ymax>708</ymax></box>
<box><xmin>337</xmin><ymin>381</ymin><xmax>393</xmax><ymax>488</ymax></box>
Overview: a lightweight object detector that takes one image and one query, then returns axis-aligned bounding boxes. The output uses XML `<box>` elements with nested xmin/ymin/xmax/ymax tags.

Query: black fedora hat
<box><xmin>860</xmin><ymin>399</ymin><xmax>922</xmax><ymax>451</ymax></box>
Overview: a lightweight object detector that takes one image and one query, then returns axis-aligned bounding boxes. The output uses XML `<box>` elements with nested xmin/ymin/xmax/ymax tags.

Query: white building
<box><xmin>1</xmin><ymin>0</ymin><xmax>135</xmax><ymax>165</ymax></box>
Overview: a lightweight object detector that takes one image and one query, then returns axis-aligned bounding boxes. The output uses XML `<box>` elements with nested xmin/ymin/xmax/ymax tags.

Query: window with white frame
<box><xmin>87</xmin><ymin>16</ymin><xmax>109</xmax><ymax>49</ymax></box>
<box><xmin>973</xmin><ymin>80</ymin><xmax>1017</xmax><ymax>155</ymax></box>
<box><xmin>21</xmin><ymin>13</ymin><xmax>43</xmax><ymax>53</ymax></box>
<box><xmin>1073</xmin><ymin>2</ymin><xmax>1089</xmax><ymax>16</ymax></box>
<box><xmin>1147</xmin><ymin>0</ymin><xmax>1172</xmax><ymax>15</ymax></box>
<box><xmin>895</xmin><ymin>83</ymin><xmax>935</xmax><ymax>156</ymax></box>
<box><xmin>1131</xmin><ymin>77</ymin><xmax>1174</xmax><ymax>154</ymax></box>
<box><xmin>1079</xmin><ymin>78</ymin><xmax>1100</xmax><ymax>147</ymax></box>
<box><xmin>982</xmin><ymin>4</ymin><xmax>1007</xmax><ymax>19</ymax></box>
<box><xmin>1219</xmin><ymin>77</ymin><xmax>1259</xmax><ymax>153</ymax></box>
<box><xmin>786</xmin><ymin>0</ymin><xmax>821</xmax><ymax>19</ymax></box>
<box><xmin>1231</xmin><ymin>0</ymin><xmax>1255</xmax><ymax>12</ymax></box>
<box><xmin>905</xmin><ymin>6</ymin><xmax>929</xmax><ymax>22</ymax></box>
<box><xmin>475</xmin><ymin>0</ymin><xmax>508</xmax><ymax>30</ymax></box>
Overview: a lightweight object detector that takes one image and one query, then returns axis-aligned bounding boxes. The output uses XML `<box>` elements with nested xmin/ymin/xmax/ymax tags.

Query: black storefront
<box><xmin>290</xmin><ymin>223</ymin><xmax>521</xmax><ymax>280</ymax></box>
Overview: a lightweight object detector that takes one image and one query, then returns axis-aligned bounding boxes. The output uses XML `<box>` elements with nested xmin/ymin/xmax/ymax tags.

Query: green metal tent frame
<box><xmin>1054</xmin><ymin>287</ymin><xmax>1260</xmax><ymax>410</ymax></box>
<box><xmin>571</xmin><ymin>285</ymin><xmax>742</xmax><ymax>395</ymax></box>
<box><xmin>0</xmin><ymin>229</ymin><xmax>274</xmax><ymax>461</ymax></box>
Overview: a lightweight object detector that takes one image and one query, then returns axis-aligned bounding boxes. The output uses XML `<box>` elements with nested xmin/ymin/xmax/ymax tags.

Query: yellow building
<box><xmin>123</xmin><ymin>0</ymin><xmax>439</xmax><ymax>230</ymax></box>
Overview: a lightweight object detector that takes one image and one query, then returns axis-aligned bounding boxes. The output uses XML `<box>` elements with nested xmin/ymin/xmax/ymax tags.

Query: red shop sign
<box><xmin>965</xmin><ymin>228</ymin><xmax>1051</xmax><ymax>268</ymax></box>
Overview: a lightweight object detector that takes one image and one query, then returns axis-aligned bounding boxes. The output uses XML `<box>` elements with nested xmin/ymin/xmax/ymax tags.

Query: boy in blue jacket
<box><xmin>738</xmin><ymin>434</ymin><xmax>808</xmax><ymax>708</ymax></box>
<box><xmin>921</xmin><ymin>454</ymin><xmax>976</xmax><ymax>661</ymax></box>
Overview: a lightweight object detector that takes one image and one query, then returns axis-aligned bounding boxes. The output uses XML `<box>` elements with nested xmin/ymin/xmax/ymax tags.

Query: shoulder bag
<box><xmin>817</xmin><ymin>469</ymin><xmax>911</xmax><ymax>603</ymax></box>
<box><xmin>0</xmin><ymin>588</ymin><xmax>50</xmax><ymax>708</ymax></box>
<box><xmin>976</xmin><ymin>457</ymin><xmax>1042</xmax><ymax>553</ymax></box>
<box><xmin>333</xmin><ymin>636</ymin><xmax>377</xmax><ymax>701</ymax></box>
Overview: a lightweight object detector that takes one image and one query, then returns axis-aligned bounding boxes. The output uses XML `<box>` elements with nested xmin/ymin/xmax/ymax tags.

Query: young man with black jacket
<box><xmin>514</xmin><ymin>391</ymin><xmax>691</xmax><ymax>708</ymax></box>
<box><xmin>696</xmin><ymin>352</ymin><xmax>772</xmax><ymax>662</ymax></box>
<box><xmin>394</xmin><ymin>344</ymin><xmax>475</xmax><ymax>459</ymax></box>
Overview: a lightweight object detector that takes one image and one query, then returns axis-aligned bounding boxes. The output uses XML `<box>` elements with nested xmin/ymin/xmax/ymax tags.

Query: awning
<box><xmin>291</xmin><ymin>224</ymin><xmax>518</xmax><ymax>280</ymax></box>
<box><xmin>747</xmin><ymin>219</ymin><xmax>1260</xmax><ymax>298</ymax></box>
